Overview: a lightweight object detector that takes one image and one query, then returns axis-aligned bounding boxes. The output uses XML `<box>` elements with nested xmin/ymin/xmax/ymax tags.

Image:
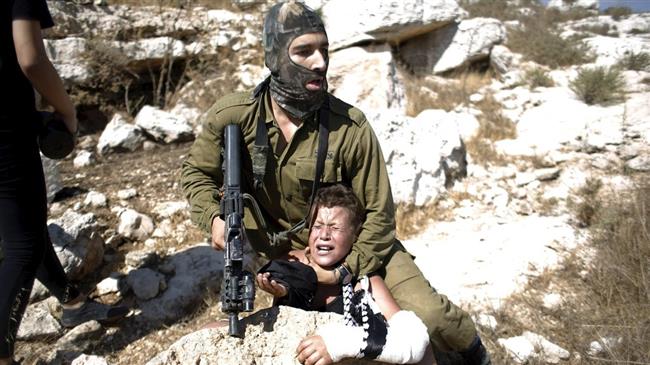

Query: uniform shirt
<box><xmin>0</xmin><ymin>0</ymin><xmax>54</xmax><ymax>126</ymax></box>
<box><xmin>181</xmin><ymin>88</ymin><xmax>396</xmax><ymax>276</ymax></box>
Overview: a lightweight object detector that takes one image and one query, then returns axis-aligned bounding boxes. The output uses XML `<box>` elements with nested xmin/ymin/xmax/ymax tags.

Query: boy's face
<box><xmin>308</xmin><ymin>206</ymin><xmax>356</xmax><ymax>269</ymax></box>
<box><xmin>287</xmin><ymin>31</ymin><xmax>329</xmax><ymax>91</ymax></box>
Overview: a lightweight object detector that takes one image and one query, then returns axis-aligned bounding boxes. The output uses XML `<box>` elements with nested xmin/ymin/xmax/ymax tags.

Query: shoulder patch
<box><xmin>210</xmin><ymin>90</ymin><xmax>256</xmax><ymax>115</ymax></box>
<box><xmin>328</xmin><ymin>94</ymin><xmax>367</xmax><ymax>126</ymax></box>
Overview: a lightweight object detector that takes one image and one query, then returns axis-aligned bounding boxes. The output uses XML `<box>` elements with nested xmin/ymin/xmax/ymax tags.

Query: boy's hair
<box><xmin>309</xmin><ymin>184</ymin><xmax>365</xmax><ymax>234</ymax></box>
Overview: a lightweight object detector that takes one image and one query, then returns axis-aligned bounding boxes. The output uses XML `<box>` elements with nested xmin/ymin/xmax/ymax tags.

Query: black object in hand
<box><xmin>38</xmin><ymin>112</ymin><xmax>74</xmax><ymax>160</ymax></box>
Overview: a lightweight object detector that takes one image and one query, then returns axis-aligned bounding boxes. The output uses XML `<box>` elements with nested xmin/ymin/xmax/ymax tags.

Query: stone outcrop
<box><xmin>146</xmin><ymin>306</ymin><xmax>377</xmax><ymax>365</ymax></box>
<box><xmin>400</xmin><ymin>17</ymin><xmax>507</xmax><ymax>75</ymax></box>
<box><xmin>321</xmin><ymin>0</ymin><xmax>467</xmax><ymax>50</ymax></box>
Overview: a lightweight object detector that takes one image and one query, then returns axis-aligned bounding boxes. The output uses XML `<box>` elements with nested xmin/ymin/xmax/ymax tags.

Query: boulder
<box><xmin>43</xmin><ymin>37</ymin><xmax>92</xmax><ymax>85</ymax></box>
<box><xmin>370</xmin><ymin>108</ymin><xmax>471</xmax><ymax>206</ymax></box>
<box><xmin>321</xmin><ymin>0</ymin><xmax>466</xmax><ymax>50</ymax></box>
<box><xmin>146</xmin><ymin>306</ymin><xmax>377</xmax><ymax>365</ymax></box>
<box><xmin>139</xmin><ymin>244</ymin><xmax>224</xmax><ymax>322</ymax></box>
<box><xmin>582</xmin><ymin>35</ymin><xmax>650</xmax><ymax>67</ymax></box>
<box><xmin>400</xmin><ymin>17</ymin><xmax>506</xmax><ymax>75</ymax></box>
<box><xmin>48</xmin><ymin>211</ymin><xmax>105</xmax><ymax>281</ymax></box>
<box><xmin>134</xmin><ymin>106</ymin><xmax>194</xmax><ymax>144</ymax></box>
<box><xmin>329</xmin><ymin>44</ymin><xmax>407</xmax><ymax>114</ymax></box>
<box><xmin>97</xmin><ymin>114</ymin><xmax>146</xmax><ymax>155</ymax></box>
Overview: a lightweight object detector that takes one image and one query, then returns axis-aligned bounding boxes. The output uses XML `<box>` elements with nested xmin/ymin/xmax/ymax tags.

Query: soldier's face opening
<box><xmin>288</xmin><ymin>32</ymin><xmax>329</xmax><ymax>91</ymax></box>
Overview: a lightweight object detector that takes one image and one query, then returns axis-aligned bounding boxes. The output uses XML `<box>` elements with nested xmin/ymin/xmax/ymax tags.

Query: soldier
<box><xmin>180</xmin><ymin>1</ymin><xmax>489</xmax><ymax>364</ymax></box>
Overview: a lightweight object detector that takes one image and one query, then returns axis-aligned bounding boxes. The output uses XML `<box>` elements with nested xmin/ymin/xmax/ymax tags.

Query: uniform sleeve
<box><xmin>344</xmin><ymin>120</ymin><xmax>396</xmax><ymax>277</ymax></box>
<box><xmin>180</xmin><ymin>106</ymin><xmax>226</xmax><ymax>234</ymax></box>
<box><xmin>12</xmin><ymin>0</ymin><xmax>54</xmax><ymax>29</ymax></box>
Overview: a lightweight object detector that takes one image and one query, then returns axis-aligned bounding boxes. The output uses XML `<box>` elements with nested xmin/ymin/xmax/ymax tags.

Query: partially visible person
<box><xmin>0</xmin><ymin>1</ymin><xmax>127</xmax><ymax>364</ymax></box>
<box><xmin>257</xmin><ymin>184</ymin><xmax>435</xmax><ymax>365</ymax></box>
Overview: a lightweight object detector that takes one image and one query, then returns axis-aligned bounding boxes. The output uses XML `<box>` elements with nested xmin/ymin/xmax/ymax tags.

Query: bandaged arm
<box><xmin>316</xmin><ymin>310</ymin><xmax>429</xmax><ymax>364</ymax></box>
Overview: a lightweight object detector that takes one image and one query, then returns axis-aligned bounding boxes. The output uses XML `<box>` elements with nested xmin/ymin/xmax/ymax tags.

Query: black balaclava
<box><xmin>263</xmin><ymin>1</ymin><xmax>328</xmax><ymax>120</ymax></box>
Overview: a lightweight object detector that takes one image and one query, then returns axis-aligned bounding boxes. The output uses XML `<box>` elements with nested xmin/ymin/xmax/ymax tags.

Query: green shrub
<box><xmin>617</xmin><ymin>51</ymin><xmax>650</xmax><ymax>71</ymax></box>
<box><xmin>576</xmin><ymin>23</ymin><xmax>611</xmax><ymax>36</ymax></box>
<box><xmin>524</xmin><ymin>68</ymin><xmax>555</xmax><ymax>88</ymax></box>
<box><xmin>603</xmin><ymin>6</ymin><xmax>633</xmax><ymax>20</ymax></box>
<box><xmin>570</xmin><ymin>66</ymin><xmax>625</xmax><ymax>105</ymax></box>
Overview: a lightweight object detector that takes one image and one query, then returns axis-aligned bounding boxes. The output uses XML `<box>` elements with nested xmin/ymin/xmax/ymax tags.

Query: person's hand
<box><xmin>58</xmin><ymin>111</ymin><xmax>78</xmax><ymax>139</ymax></box>
<box><xmin>211</xmin><ymin>216</ymin><xmax>225</xmax><ymax>250</ymax></box>
<box><xmin>296</xmin><ymin>335</ymin><xmax>333</xmax><ymax>365</ymax></box>
<box><xmin>304</xmin><ymin>248</ymin><xmax>338</xmax><ymax>285</ymax></box>
<box><xmin>256</xmin><ymin>272</ymin><xmax>288</xmax><ymax>298</ymax></box>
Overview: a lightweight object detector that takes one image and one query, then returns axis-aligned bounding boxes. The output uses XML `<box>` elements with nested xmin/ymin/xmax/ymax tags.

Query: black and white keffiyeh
<box><xmin>342</xmin><ymin>276</ymin><xmax>387</xmax><ymax>359</ymax></box>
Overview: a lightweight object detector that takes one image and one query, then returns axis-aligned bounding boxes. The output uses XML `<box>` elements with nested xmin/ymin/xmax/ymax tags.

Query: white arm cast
<box><xmin>376</xmin><ymin>310</ymin><xmax>429</xmax><ymax>364</ymax></box>
<box><xmin>316</xmin><ymin>310</ymin><xmax>429</xmax><ymax>364</ymax></box>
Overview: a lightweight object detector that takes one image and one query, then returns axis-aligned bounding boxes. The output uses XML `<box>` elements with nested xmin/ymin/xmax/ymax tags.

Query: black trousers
<box><xmin>0</xmin><ymin>127</ymin><xmax>77</xmax><ymax>357</ymax></box>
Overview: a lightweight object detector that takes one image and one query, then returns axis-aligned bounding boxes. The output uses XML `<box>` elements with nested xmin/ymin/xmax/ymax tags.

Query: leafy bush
<box><xmin>570</xmin><ymin>66</ymin><xmax>625</xmax><ymax>105</ymax></box>
<box><xmin>603</xmin><ymin>6</ymin><xmax>633</xmax><ymax>20</ymax></box>
<box><xmin>617</xmin><ymin>51</ymin><xmax>650</xmax><ymax>71</ymax></box>
<box><xmin>523</xmin><ymin>68</ymin><xmax>555</xmax><ymax>88</ymax></box>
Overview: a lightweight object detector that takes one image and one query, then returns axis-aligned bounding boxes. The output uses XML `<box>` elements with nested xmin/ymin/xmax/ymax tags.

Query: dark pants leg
<box><xmin>0</xmin><ymin>132</ymin><xmax>74</xmax><ymax>357</ymax></box>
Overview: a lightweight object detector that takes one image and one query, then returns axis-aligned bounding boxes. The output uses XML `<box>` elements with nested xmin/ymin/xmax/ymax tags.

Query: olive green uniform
<box><xmin>180</xmin><ymin>88</ymin><xmax>477</xmax><ymax>351</ymax></box>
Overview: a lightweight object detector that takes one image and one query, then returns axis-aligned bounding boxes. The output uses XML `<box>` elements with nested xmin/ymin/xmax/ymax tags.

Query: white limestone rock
<box><xmin>97</xmin><ymin>114</ymin><xmax>146</xmax><ymax>155</ymax></box>
<box><xmin>48</xmin><ymin>211</ymin><xmax>105</xmax><ymax>281</ymax></box>
<box><xmin>117</xmin><ymin>208</ymin><xmax>155</xmax><ymax>241</ymax></box>
<box><xmin>146</xmin><ymin>306</ymin><xmax>378</xmax><ymax>365</ymax></box>
<box><xmin>548</xmin><ymin>0</ymin><xmax>598</xmax><ymax>11</ymax></box>
<box><xmin>329</xmin><ymin>44</ymin><xmax>407</xmax><ymax>114</ymax></box>
<box><xmin>43</xmin><ymin>37</ymin><xmax>91</xmax><ymax>85</ymax></box>
<box><xmin>73</xmin><ymin>150</ymin><xmax>95</xmax><ymax>168</ymax></box>
<box><xmin>582</xmin><ymin>36</ymin><xmax>650</xmax><ymax>67</ymax></box>
<box><xmin>401</xmin><ymin>18</ymin><xmax>507</xmax><ymax>75</ymax></box>
<box><xmin>321</xmin><ymin>0</ymin><xmax>466</xmax><ymax>50</ymax></box>
<box><xmin>71</xmin><ymin>355</ymin><xmax>109</xmax><ymax>365</ymax></box>
<box><xmin>371</xmin><ymin>109</ymin><xmax>470</xmax><ymax>206</ymax></box>
<box><xmin>17</xmin><ymin>297</ymin><xmax>62</xmax><ymax>340</ymax></box>
<box><xmin>83</xmin><ymin>191</ymin><xmax>108</xmax><ymax>208</ymax></box>
<box><xmin>134</xmin><ymin>106</ymin><xmax>194</xmax><ymax>144</ymax></box>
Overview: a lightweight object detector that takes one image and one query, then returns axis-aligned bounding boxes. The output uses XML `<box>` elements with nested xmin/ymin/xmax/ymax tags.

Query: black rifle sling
<box><xmin>250</xmin><ymin>88</ymin><xmax>329</xmax><ymax>248</ymax></box>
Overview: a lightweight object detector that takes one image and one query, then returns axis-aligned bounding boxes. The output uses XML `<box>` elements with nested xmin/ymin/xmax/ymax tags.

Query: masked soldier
<box><xmin>181</xmin><ymin>1</ymin><xmax>490</xmax><ymax>364</ymax></box>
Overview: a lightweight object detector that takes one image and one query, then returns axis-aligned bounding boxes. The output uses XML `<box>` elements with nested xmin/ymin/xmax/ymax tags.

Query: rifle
<box><xmin>220</xmin><ymin>124</ymin><xmax>255</xmax><ymax>338</ymax></box>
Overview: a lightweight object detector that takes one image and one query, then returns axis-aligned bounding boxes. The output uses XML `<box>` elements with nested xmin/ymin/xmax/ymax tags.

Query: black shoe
<box><xmin>460</xmin><ymin>336</ymin><xmax>491</xmax><ymax>365</ymax></box>
<box><xmin>61</xmin><ymin>299</ymin><xmax>129</xmax><ymax>328</ymax></box>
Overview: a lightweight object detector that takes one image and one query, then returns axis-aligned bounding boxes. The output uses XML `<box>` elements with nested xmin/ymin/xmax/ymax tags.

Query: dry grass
<box><xmin>464</xmin><ymin>94</ymin><xmax>516</xmax><ymax>166</ymax></box>
<box><xmin>404</xmin><ymin>71</ymin><xmax>492</xmax><ymax>116</ymax></box>
<box><xmin>489</xmin><ymin>176</ymin><xmax>650</xmax><ymax>364</ymax></box>
<box><xmin>618</xmin><ymin>51</ymin><xmax>650</xmax><ymax>72</ymax></box>
<box><xmin>523</xmin><ymin>68</ymin><xmax>555</xmax><ymax>89</ymax></box>
<box><xmin>567</xmin><ymin>177</ymin><xmax>603</xmax><ymax>227</ymax></box>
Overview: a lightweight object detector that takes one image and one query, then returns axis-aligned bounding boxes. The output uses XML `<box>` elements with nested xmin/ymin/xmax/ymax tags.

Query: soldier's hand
<box><xmin>296</xmin><ymin>335</ymin><xmax>333</xmax><ymax>365</ymax></box>
<box><xmin>305</xmin><ymin>248</ymin><xmax>338</xmax><ymax>285</ymax></box>
<box><xmin>256</xmin><ymin>272</ymin><xmax>288</xmax><ymax>297</ymax></box>
<box><xmin>211</xmin><ymin>217</ymin><xmax>225</xmax><ymax>250</ymax></box>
